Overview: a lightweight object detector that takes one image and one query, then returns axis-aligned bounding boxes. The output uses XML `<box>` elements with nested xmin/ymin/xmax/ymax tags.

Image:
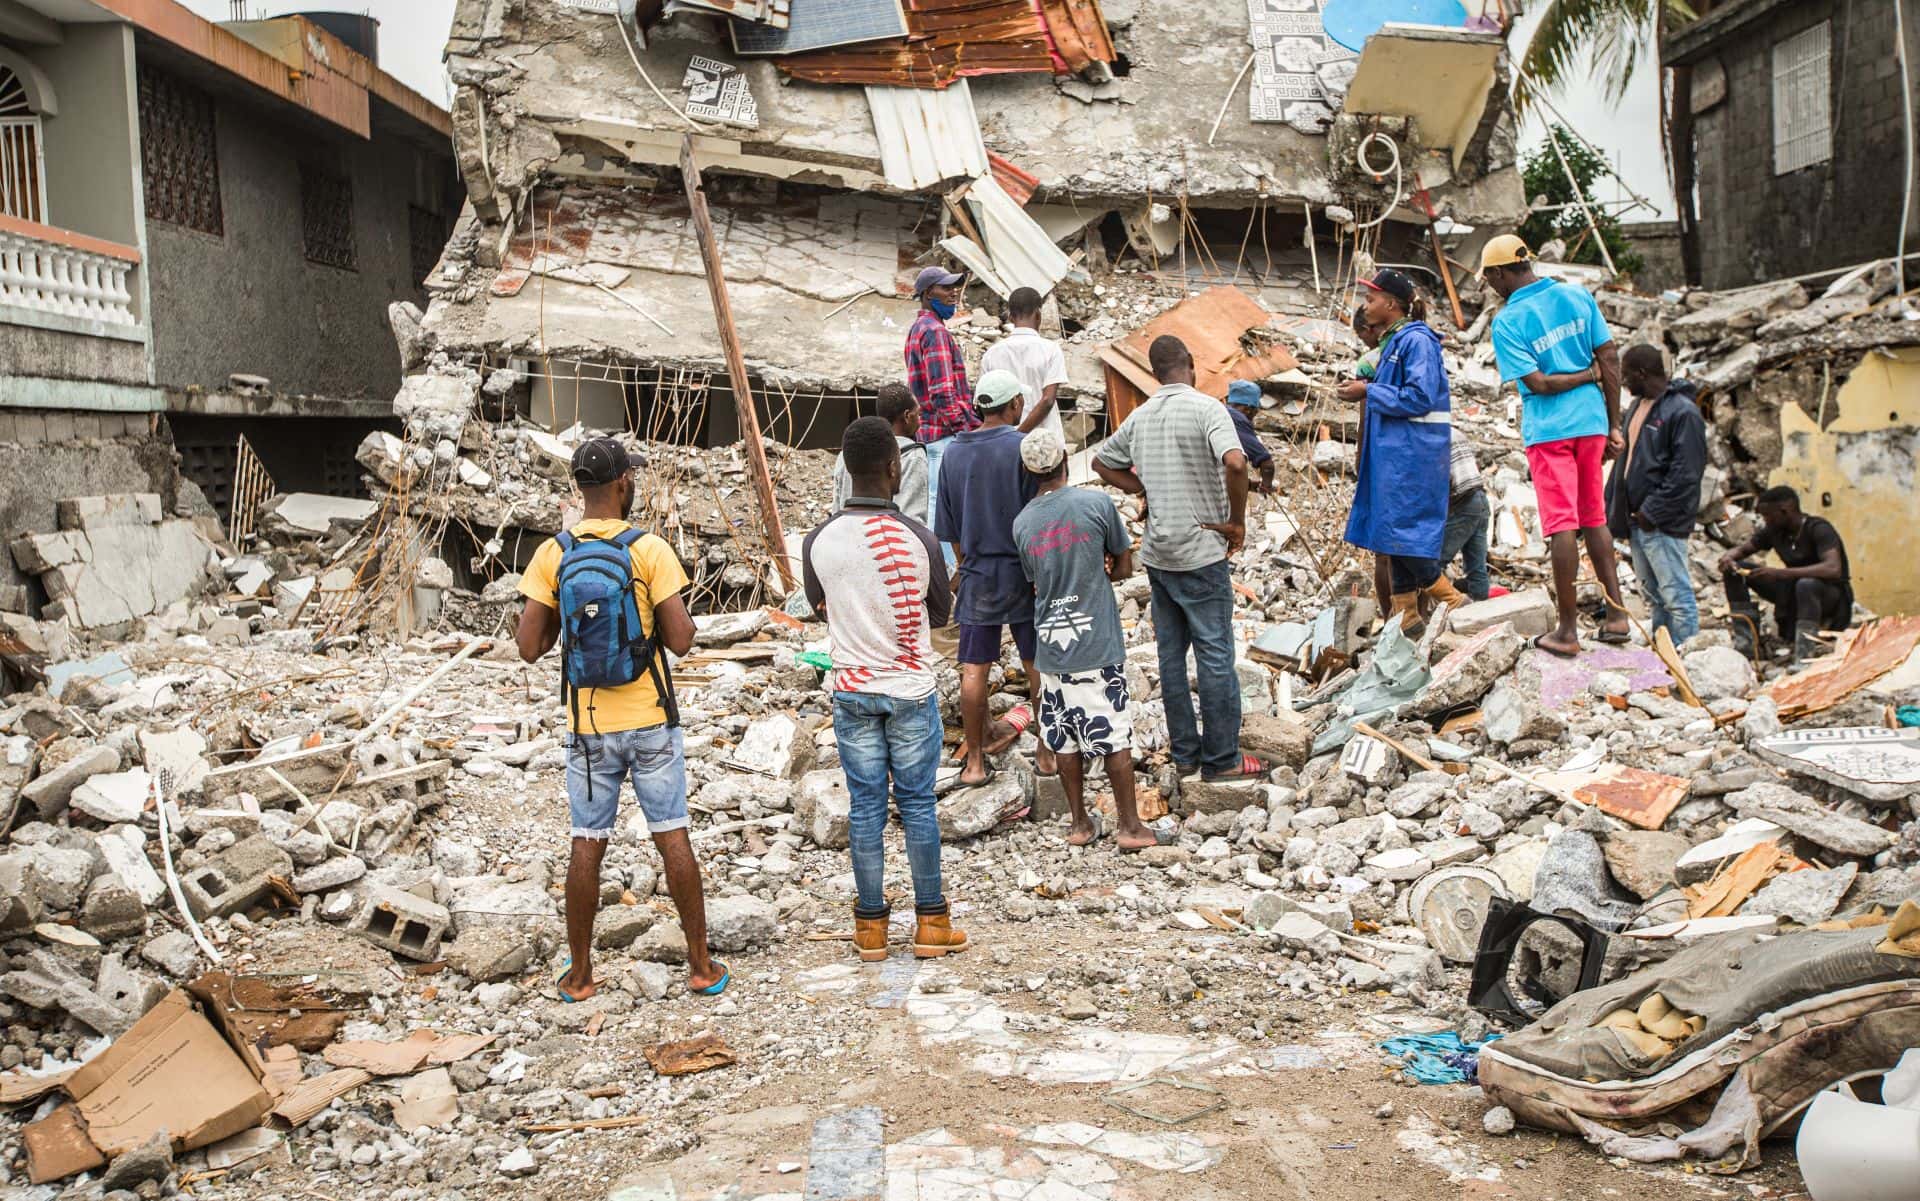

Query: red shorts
<box><xmin>1525</xmin><ymin>435</ymin><xmax>1608</xmax><ymax>537</ymax></box>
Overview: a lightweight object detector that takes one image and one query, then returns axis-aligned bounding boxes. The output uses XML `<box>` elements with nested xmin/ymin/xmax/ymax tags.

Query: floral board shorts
<box><xmin>1037</xmin><ymin>664</ymin><xmax>1133</xmax><ymax>756</ymax></box>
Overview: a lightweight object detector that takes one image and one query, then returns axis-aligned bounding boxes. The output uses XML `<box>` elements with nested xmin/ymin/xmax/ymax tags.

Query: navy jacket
<box><xmin>1605</xmin><ymin>380</ymin><xmax>1706</xmax><ymax>539</ymax></box>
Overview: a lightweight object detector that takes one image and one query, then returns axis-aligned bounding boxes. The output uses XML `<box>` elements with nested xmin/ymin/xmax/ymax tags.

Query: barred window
<box><xmin>300</xmin><ymin>162</ymin><xmax>356</xmax><ymax>270</ymax></box>
<box><xmin>408</xmin><ymin>204</ymin><xmax>446</xmax><ymax>287</ymax></box>
<box><xmin>1772</xmin><ymin>21</ymin><xmax>1833</xmax><ymax>175</ymax></box>
<box><xmin>138</xmin><ymin>64</ymin><xmax>223</xmax><ymax>235</ymax></box>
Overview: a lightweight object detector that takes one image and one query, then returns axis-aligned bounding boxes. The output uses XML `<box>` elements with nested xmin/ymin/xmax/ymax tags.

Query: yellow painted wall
<box><xmin>1771</xmin><ymin>347</ymin><xmax>1920</xmax><ymax>617</ymax></box>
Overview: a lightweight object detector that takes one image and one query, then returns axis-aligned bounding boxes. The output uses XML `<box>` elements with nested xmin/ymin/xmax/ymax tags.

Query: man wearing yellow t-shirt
<box><xmin>516</xmin><ymin>439</ymin><xmax>723</xmax><ymax>1002</ymax></box>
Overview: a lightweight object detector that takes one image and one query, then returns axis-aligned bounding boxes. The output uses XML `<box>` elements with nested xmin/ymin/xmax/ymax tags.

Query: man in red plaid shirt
<box><xmin>906</xmin><ymin>266</ymin><xmax>976</xmax><ymax>548</ymax></box>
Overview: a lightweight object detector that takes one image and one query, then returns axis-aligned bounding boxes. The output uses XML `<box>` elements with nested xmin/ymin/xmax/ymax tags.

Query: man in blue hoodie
<box><xmin>1605</xmin><ymin>345</ymin><xmax>1706</xmax><ymax>645</ymax></box>
<box><xmin>1337</xmin><ymin>269</ymin><xmax>1451</xmax><ymax>636</ymax></box>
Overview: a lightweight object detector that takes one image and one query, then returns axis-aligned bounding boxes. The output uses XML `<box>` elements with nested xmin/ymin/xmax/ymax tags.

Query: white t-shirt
<box><xmin>981</xmin><ymin>327</ymin><xmax>1071</xmax><ymax>441</ymax></box>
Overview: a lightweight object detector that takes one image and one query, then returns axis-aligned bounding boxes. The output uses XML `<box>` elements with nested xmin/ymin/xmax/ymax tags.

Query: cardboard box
<box><xmin>68</xmin><ymin>989</ymin><xmax>271</xmax><ymax>1158</ymax></box>
<box><xmin>23</xmin><ymin>1104</ymin><xmax>105</xmax><ymax>1184</ymax></box>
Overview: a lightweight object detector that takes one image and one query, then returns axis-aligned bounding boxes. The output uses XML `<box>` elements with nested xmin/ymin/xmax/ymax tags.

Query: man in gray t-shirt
<box><xmin>1015</xmin><ymin>429</ymin><xmax>1154</xmax><ymax>851</ymax></box>
<box><xmin>1093</xmin><ymin>335</ymin><xmax>1255</xmax><ymax>783</ymax></box>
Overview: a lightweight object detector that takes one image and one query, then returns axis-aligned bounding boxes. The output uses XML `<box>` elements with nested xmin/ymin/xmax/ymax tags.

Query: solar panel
<box><xmin>730</xmin><ymin>0</ymin><xmax>908</xmax><ymax>56</ymax></box>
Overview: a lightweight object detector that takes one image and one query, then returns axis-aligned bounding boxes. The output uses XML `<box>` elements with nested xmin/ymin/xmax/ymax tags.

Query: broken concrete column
<box><xmin>1447</xmin><ymin>591</ymin><xmax>1557</xmax><ymax>639</ymax></box>
<box><xmin>354</xmin><ymin>887</ymin><xmax>451</xmax><ymax>961</ymax></box>
<box><xmin>19</xmin><ymin>745</ymin><xmax>120</xmax><ymax>820</ymax></box>
<box><xmin>1483</xmin><ymin>673</ymin><xmax>1567</xmax><ymax>745</ymax></box>
<box><xmin>793</xmin><ymin>770</ymin><xmax>851</xmax><ymax>850</ymax></box>
<box><xmin>1239</xmin><ymin>712</ymin><xmax>1313</xmax><ymax>770</ymax></box>
<box><xmin>180</xmin><ymin>834</ymin><xmax>294</xmax><ymax>920</ymax></box>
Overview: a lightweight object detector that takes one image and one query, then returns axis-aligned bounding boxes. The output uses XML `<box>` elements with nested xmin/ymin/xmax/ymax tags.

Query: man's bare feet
<box><xmin>1115</xmin><ymin>824</ymin><xmax>1158</xmax><ymax>852</ymax></box>
<box><xmin>558</xmin><ymin>964</ymin><xmax>598</xmax><ymax>1003</ymax></box>
<box><xmin>1535</xmin><ymin>626</ymin><xmax>1582</xmax><ymax>658</ymax></box>
<box><xmin>1066</xmin><ymin>816</ymin><xmax>1099</xmax><ymax>846</ymax></box>
<box><xmin>687</xmin><ymin>961</ymin><xmax>726</xmax><ymax>993</ymax></box>
<box><xmin>982</xmin><ymin>722</ymin><xmax>1022</xmax><ymax>756</ymax></box>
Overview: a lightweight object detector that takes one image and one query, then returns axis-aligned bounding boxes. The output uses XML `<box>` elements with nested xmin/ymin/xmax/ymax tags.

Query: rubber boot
<box><xmin>1793</xmin><ymin>621</ymin><xmax>1828</xmax><ymax>665</ymax></box>
<box><xmin>1423</xmin><ymin>575</ymin><xmax>1468</xmax><ymax>609</ymax></box>
<box><xmin>912</xmin><ymin>903</ymin><xmax>969</xmax><ymax>959</ymax></box>
<box><xmin>1388</xmin><ymin>592</ymin><xmax>1426</xmax><ymax>639</ymax></box>
<box><xmin>854</xmin><ymin>910</ymin><xmax>890</xmax><ymax>963</ymax></box>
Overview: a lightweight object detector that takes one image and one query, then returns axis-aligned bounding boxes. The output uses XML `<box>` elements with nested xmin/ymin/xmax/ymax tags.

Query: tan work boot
<box><xmin>1423</xmin><ymin>575</ymin><xmax>1467</xmax><ymax>608</ymax></box>
<box><xmin>1388</xmin><ymin>591</ymin><xmax>1427</xmax><ymax>638</ymax></box>
<box><xmin>912</xmin><ymin>905</ymin><xmax>969</xmax><ymax>959</ymax></box>
<box><xmin>854</xmin><ymin>912</ymin><xmax>890</xmax><ymax>962</ymax></box>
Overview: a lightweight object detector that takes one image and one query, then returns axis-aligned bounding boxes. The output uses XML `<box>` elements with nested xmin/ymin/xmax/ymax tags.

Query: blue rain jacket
<box><xmin>1344</xmin><ymin>319</ymin><xmax>1451</xmax><ymax>558</ymax></box>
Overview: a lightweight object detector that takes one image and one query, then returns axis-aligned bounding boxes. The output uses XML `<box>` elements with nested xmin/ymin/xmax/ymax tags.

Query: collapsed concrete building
<box><xmin>412</xmin><ymin>0</ymin><xmax>1524</xmax><ymax>436</ymax></box>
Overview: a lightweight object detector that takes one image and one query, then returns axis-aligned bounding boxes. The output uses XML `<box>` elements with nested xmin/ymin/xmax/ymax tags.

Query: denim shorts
<box><xmin>565</xmin><ymin>724</ymin><xmax>687</xmax><ymax>838</ymax></box>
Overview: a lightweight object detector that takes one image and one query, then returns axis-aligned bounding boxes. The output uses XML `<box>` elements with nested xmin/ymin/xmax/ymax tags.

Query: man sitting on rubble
<box><xmin>515</xmin><ymin>439</ymin><xmax>725</xmax><ymax>1002</ymax></box>
<box><xmin>982</xmin><ymin>286</ymin><xmax>1072</xmax><ymax>440</ymax></box>
<box><xmin>1337</xmin><ymin>269</ymin><xmax>1452</xmax><ymax>636</ymax></box>
<box><xmin>938</xmin><ymin>370</ymin><xmax>1047</xmax><ymax>787</ymax></box>
<box><xmin>803</xmin><ymin>417</ymin><xmax>967</xmax><ymax>961</ymax></box>
<box><xmin>1606</xmin><ymin>344</ymin><xmax>1706</xmax><ymax>645</ymax></box>
<box><xmin>1094</xmin><ymin>335</ymin><xmax>1258</xmax><ymax>782</ymax></box>
<box><xmin>833</xmin><ymin>383</ymin><xmax>929</xmax><ymax>523</ymax></box>
<box><xmin>1481</xmin><ymin>234</ymin><xmax>1634</xmax><ymax>657</ymax></box>
<box><xmin>1224</xmin><ymin>381</ymin><xmax>1277</xmax><ymax>495</ymax></box>
<box><xmin>1717</xmin><ymin>485</ymin><xmax>1853</xmax><ymax>663</ymax></box>
<box><xmin>1013</xmin><ymin>427</ymin><xmax>1155</xmax><ymax>851</ymax></box>
<box><xmin>906</xmin><ymin>266</ymin><xmax>977</xmax><ymax>543</ymax></box>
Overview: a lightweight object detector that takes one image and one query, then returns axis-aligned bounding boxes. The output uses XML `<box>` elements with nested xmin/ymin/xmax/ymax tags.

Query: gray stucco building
<box><xmin>0</xmin><ymin>0</ymin><xmax>456</xmax><ymax>606</ymax></box>
<box><xmin>1665</xmin><ymin>0</ymin><xmax>1920</xmax><ymax>289</ymax></box>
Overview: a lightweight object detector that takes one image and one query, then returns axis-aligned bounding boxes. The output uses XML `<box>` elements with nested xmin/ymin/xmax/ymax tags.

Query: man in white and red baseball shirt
<box><xmin>802</xmin><ymin>417</ymin><xmax>968</xmax><ymax>963</ymax></box>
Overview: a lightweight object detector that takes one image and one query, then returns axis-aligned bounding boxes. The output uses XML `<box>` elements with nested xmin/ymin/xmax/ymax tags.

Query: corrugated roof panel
<box><xmin>962</xmin><ymin>173</ymin><xmax>1073</xmax><ymax>296</ymax></box>
<box><xmin>866</xmin><ymin>80</ymin><xmax>989</xmax><ymax>191</ymax></box>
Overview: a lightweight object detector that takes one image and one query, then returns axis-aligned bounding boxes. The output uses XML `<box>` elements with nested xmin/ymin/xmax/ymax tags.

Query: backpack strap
<box><xmin>607</xmin><ymin>527</ymin><xmax>682</xmax><ymax>730</ymax></box>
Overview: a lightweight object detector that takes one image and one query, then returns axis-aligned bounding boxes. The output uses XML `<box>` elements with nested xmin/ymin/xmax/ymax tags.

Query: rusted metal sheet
<box><xmin>1098</xmin><ymin>286</ymin><xmax>1302</xmax><ymax>423</ymax></box>
<box><xmin>988</xmin><ymin>151</ymin><xmax>1038</xmax><ymax>205</ymax></box>
<box><xmin>1536</xmin><ymin>763</ymin><xmax>1690</xmax><ymax>831</ymax></box>
<box><xmin>1038</xmin><ymin>0</ymin><xmax>1116</xmax><ymax>73</ymax></box>
<box><xmin>1765</xmin><ymin>615</ymin><xmax>1920</xmax><ymax>719</ymax></box>
<box><xmin>777</xmin><ymin>0</ymin><xmax>1063</xmax><ymax>88</ymax></box>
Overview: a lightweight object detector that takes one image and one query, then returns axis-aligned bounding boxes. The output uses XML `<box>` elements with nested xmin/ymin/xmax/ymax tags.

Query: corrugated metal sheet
<box><xmin>866</xmin><ymin>80</ymin><xmax>988</xmax><ymax>191</ymax></box>
<box><xmin>961</xmin><ymin>173</ymin><xmax>1072</xmax><ymax>296</ymax></box>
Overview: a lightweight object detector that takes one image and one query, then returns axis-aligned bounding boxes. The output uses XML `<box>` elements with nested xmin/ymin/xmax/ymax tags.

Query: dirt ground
<box><xmin>200</xmin><ymin>763</ymin><xmax>1816</xmax><ymax>1201</ymax></box>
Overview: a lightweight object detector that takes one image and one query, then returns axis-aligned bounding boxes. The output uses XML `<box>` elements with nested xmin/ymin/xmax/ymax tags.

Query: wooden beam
<box><xmin>679</xmin><ymin>136</ymin><xmax>796</xmax><ymax>593</ymax></box>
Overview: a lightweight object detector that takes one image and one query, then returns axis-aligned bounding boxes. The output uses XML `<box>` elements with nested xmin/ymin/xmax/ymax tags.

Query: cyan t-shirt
<box><xmin>1490</xmin><ymin>278</ymin><xmax>1614</xmax><ymax>448</ymax></box>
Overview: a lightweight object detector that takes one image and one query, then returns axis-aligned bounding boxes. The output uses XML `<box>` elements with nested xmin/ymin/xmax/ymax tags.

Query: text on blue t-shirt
<box><xmin>1490</xmin><ymin>277</ymin><xmax>1614</xmax><ymax>448</ymax></box>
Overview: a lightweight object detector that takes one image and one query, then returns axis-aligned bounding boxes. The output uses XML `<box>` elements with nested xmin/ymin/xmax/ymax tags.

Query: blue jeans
<box><xmin>922</xmin><ymin>436</ymin><xmax>958</xmax><ymax>572</ymax></box>
<box><xmin>1441</xmin><ymin>489</ymin><xmax>1492</xmax><ymax>601</ymax></box>
<box><xmin>1630</xmin><ymin>530</ymin><xmax>1699</xmax><ymax>644</ymax></box>
<box><xmin>1148</xmin><ymin>560</ymin><xmax>1241</xmax><ymax>775</ymax></box>
<box><xmin>832</xmin><ymin>690</ymin><xmax>945</xmax><ymax>915</ymax></box>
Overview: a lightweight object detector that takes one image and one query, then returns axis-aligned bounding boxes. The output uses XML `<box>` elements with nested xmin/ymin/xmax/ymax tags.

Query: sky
<box><xmin>184</xmin><ymin>1</ymin><xmax>1676</xmax><ymax>220</ymax></box>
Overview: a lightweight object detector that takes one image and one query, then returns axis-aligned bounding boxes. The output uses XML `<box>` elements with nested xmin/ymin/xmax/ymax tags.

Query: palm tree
<box><xmin>1512</xmin><ymin>0</ymin><xmax>1698</xmax><ymax>114</ymax></box>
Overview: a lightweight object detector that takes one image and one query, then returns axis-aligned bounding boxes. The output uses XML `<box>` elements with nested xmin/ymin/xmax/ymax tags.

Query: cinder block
<box><xmin>40</xmin><ymin>411</ymin><xmax>74</xmax><ymax>443</ymax></box>
<box><xmin>180</xmin><ymin>834</ymin><xmax>293</xmax><ymax>920</ymax></box>
<box><xmin>353</xmin><ymin>887</ymin><xmax>450</xmax><ymax>962</ymax></box>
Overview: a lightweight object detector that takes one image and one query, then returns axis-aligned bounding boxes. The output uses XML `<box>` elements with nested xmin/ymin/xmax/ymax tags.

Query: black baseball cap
<box><xmin>1361</xmin><ymin>268</ymin><xmax>1416</xmax><ymax>308</ymax></box>
<box><xmin>570</xmin><ymin>438</ymin><xmax>632</xmax><ymax>487</ymax></box>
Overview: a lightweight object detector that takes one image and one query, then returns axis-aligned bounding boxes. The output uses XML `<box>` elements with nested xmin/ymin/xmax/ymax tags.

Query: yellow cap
<box><xmin>1479</xmin><ymin>234</ymin><xmax>1533</xmax><ymax>275</ymax></box>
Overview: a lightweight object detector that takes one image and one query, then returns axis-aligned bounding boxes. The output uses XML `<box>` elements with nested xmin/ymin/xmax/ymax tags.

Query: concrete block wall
<box><xmin>1689</xmin><ymin>0</ymin><xmax>1920</xmax><ymax>288</ymax></box>
<box><xmin>0</xmin><ymin>407</ymin><xmax>182</xmax><ymax>609</ymax></box>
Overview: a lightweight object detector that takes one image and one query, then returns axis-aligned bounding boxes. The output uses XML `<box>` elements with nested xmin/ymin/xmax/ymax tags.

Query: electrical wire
<box><xmin>1896</xmin><ymin>0</ymin><xmax>1916</xmax><ymax>298</ymax></box>
<box><xmin>1349</xmin><ymin>131</ymin><xmax>1404</xmax><ymax>231</ymax></box>
<box><xmin>613</xmin><ymin>4</ymin><xmax>705</xmax><ymax>133</ymax></box>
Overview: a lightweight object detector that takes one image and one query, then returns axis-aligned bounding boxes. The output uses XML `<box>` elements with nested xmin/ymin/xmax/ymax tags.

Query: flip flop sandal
<box><xmin>955</xmin><ymin>763</ymin><xmax>999</xmax><ymax>789</ymax></box>
<box><xmin>1595</xmin><ymin>627</ymin><xmax>1632</xmax><ymax>645</ymax></box>
<box><xmin>1202</xmin><ymin>754</ymin><xmax>1267</xmax><ymax>783</ymax></box>
<box><xmin>1531</xmin><ymin>633</ymin><xmax>1581</xmax><ymax>660</ymax></box>
<box><xmin>555</xmin><ymin>958</ymin><xmax>590</xmax><ymax>1004</ymax></box>
<box><xmin>694</xmin><ymin>961</ymin><xmax>730</xmax><ymax>996</ymax></box>
<box><xmin>1067</xmin><ymin>812</ymin><xmax>1106</xmax><ymax>847</ymax></box>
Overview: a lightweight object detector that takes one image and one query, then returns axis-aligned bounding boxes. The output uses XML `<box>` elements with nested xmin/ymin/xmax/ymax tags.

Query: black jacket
<box><xmin>1605</xmin><ymin>380</ymin><xmax>1706</xmax><ymax>539</ymax></box>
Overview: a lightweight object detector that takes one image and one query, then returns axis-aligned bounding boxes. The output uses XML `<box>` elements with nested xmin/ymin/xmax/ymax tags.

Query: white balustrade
<box><xmin>0</xmin><ymin>223</ymin><xmax>139</xmax><ymax>331</ymax></box>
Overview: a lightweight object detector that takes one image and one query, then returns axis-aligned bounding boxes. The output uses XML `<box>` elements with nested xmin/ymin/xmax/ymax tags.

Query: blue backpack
<box><xmin>554</xmin><ymin>528</ymin><xmax>679</xmax><ymax>730</ymax></box>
